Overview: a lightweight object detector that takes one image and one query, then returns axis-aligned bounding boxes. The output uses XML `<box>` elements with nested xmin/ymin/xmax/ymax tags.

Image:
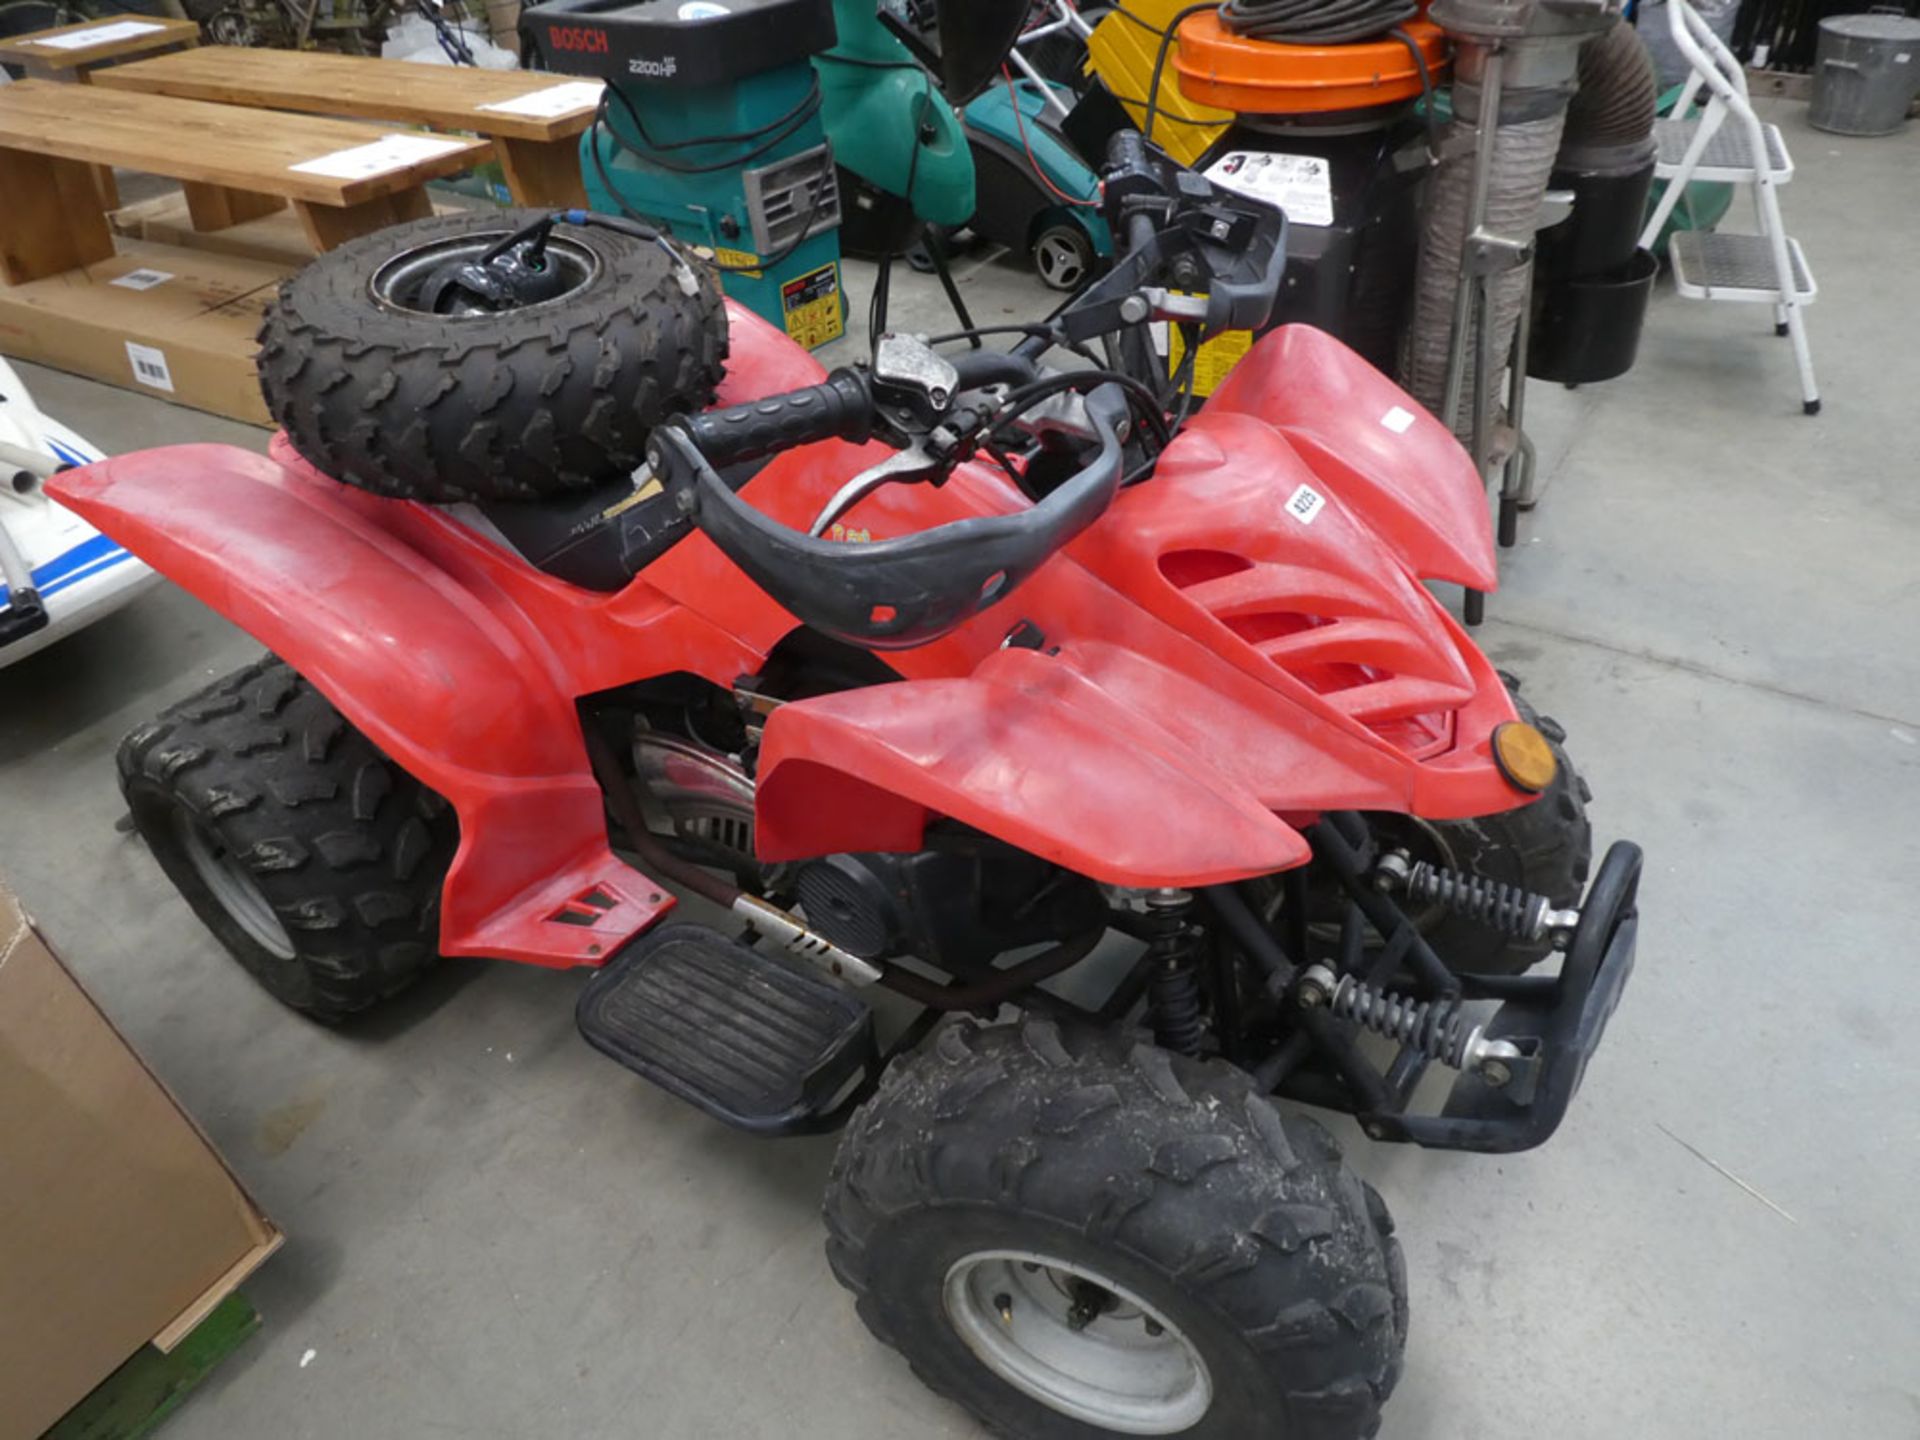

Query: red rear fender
<box><xmin>1207</xmin><ymin>325</ymin><xmax>1497</xmax><ymax>590</ymax></box>
<box><xmin>756</xmin><ymin>646</ymin><xmax>1310</xmax><ymax>887</ymax></box>
<box><xmin>47</xmin><ymin>445</ymin><xmax>672</xmax><ymax>964</ymax></box>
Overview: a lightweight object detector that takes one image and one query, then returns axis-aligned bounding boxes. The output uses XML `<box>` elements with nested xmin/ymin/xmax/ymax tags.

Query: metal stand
<box><xmin>1440</xmin><ymin>43</ymin><xmax>1566</xmax><ymax>624</ymax></box>
<box><xmin>867</xmin><ymin>224</ymin><xmax>978</xmax><ymax>348</ymax></box>
<box><xmin>1442</xmin><ymin>45</ymin><xmax>1536</xmax><ymax>627</ymax></box>
<box><xmin>1497</xmin><ymin>271</ymin><xmax>1537</xmax><ymax>548</ymax></box>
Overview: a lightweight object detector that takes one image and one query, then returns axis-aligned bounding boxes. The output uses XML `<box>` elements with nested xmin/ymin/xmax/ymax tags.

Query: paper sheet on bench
<box><xmin>30</xmin><ymin>19</ymin><xmax>165</xmax><ymax>48</ymax></box>
<box><xmin>476</xmin><ymin>81</ymin><xmax>604</xmax><ymax>119</ymax></box>
<box><xmin>290</xmin><ymin>133</ymin><xmax>473</xmax><ymax>181</ymax></box>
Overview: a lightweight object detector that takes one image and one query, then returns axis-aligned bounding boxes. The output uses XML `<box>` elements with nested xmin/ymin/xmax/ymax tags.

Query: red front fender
<box><xmin>1207</xmin><ymin>325</ymin><xmax>1498</xmax><ymax>591</ymax></box>
<box><xmin>756</xmin><ymin>646</ymin><xmax>1311</xmax><ymax>887</ymax></box>
<box><xmin>48</xmin><ymin>444</ymin><xmax>674</xmax><ymax>964</ymax></box>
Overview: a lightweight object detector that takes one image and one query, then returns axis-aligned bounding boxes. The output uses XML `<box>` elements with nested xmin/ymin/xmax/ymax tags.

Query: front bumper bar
<box><xmin>1366</xmin><ymin>840</ymin><xmax>1642</xmax><ymax>1154</ymax></box>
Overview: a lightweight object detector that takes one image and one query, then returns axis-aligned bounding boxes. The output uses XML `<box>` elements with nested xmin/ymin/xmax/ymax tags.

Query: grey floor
<box><xmin>3</xmin><ymin>98</ymin><xmax>1917</xmax><ymax>1439</ymax></box>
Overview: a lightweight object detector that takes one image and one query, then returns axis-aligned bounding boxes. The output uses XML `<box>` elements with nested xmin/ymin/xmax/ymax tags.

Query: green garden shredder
<box><xmin>523</xmin><ymin>0</ymin><xmax>1019</xmax><ymax>350</ymax></box>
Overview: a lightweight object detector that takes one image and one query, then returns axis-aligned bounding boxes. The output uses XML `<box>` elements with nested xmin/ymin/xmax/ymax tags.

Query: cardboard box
<box><xmin>0</xmin><ymin>243</ymin><xmax>290</xmax><ymax>426</ymax></box>
<box><xmin>0</xmin><ymin>881</ymin><xmax>282</xmax><ymax>1440</ymax></box>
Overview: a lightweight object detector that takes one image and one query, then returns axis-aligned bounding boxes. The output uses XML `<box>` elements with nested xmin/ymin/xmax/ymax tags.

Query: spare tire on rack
<box><xmin>256</xmin><ymin>208</ymin><xmax>730</xmax><ymax>504</ymax></box>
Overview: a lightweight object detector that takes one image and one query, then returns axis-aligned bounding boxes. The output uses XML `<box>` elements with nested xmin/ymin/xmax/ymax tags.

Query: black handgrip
<box><xmin>678</xmin><ymin>369</ymin><xmax>873</xmax><ymax>469</ymax></box>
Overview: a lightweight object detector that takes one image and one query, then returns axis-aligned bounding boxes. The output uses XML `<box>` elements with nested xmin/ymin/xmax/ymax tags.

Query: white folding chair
<box><xmin>1637</xmin><ymin>0</ymin><xmax>1820</xmax><ymax>414</ymax></box>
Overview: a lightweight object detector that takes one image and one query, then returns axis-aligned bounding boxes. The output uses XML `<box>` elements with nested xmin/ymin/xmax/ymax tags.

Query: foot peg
<box><xmin>577</xmin><ymin>923</ymin><xmax>877</xmax><ymax>1136</ymax></box>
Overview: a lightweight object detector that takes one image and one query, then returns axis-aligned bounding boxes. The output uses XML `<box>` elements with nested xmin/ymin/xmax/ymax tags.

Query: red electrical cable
<box><xmin>1001</xmin><ymin>67</ymin><xmax>1101</xmax><ymax>208</ymax></box>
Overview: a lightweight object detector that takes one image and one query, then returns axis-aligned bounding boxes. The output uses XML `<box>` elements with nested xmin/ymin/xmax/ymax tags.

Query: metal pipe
<box><xmin>1440</xmin><ymin>43</ymin><xmax>1507</xmax><ymax>431</ymax></box>
<box><xmin>0</xmin><ymin>440</ymin><xmax>60</xmax><ymax>482</ymax></box>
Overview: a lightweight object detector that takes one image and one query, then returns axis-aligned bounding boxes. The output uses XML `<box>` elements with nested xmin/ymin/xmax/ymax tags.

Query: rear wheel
<box><xmin>825</xmin><ymin>1020</ymin><xmax>1406</xmax><ymax>1440</ymax></box>
<box><xmin>1032</xmin><ymin>222</ymin><xmax>1096</xmax><ymax>292</ymax></box>
<box><xmin>118</xmin><ymin>657</ymin><xmax>458</xmax><ymax>1022</ymax></box>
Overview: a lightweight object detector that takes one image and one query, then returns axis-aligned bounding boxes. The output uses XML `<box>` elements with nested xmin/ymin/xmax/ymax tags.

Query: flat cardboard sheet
<box><xmin>0</xmin><ymin>881</ymin><xmax>281</xmax><ymax>1440</ymax></box>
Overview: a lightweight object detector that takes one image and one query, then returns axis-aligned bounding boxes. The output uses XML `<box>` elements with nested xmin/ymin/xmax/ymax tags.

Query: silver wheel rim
<box><xmin>368</xmin><ymin>233</ymin><xmax>602</xmax><ymax>318</ymax></box>
<box><xmin>174</xmin><ymin>811</ymin><xmax>296</xmax><ymax>960</ymax></box>
<box><xmin>1035</xmin><ymin>232</ymin><xmax>1089</xmax><ymax>291</ymax></box>
<box><xmin>943</xmin><ymin>1249</ymin><xmax>1213</xmax><ymax>1434</ymax></box>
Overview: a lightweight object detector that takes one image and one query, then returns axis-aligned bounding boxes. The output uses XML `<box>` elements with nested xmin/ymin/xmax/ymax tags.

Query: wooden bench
<box><xmin>94</xmin><ymin>46</ymin><xmax>602</xmax><ymax>209</ymax></box>
<box><xmin>0</xmin><ymin>81</ymin><xmax>492</xmax><ymax>284</ymax></box>
<box><xmin>0</xmin><ymin>15</ymin><xmax>203</xmax><ymax>212</ymax></box>
<box><xmin>0</xmin><ymin>14</ymin><xmax>201</xmax><ymax>83</ymax></box>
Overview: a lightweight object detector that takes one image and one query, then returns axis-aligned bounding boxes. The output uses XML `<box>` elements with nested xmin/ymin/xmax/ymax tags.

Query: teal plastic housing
<box><xmin>582</xmin><ymin>61</ymin><xmax>846</xmax><ymax>347</ymax></box>
<box><xmin>815</xmin><ymin>0</ymin><xmax>974</xmax><ymax>228</ymax></box>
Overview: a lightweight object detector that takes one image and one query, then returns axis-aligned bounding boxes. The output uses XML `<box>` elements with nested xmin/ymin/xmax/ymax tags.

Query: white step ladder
<box><xmin>1638</xmin><ymin>0</ymin><xmax>1820</xmax><ymax>415</ymax></box>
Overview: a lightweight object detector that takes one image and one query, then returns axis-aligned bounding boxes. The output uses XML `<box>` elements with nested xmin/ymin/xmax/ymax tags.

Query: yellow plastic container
<box><xmin>1086</xmin><ymin>0</ymin><xmax>1233</xmax><ymax>166</ymax></box>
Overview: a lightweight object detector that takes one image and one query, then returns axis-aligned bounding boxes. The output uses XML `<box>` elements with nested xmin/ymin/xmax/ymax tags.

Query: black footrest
<box><xmin>577</xmin><ymin>923</ymin><xmax>876</xmax><ymax>1136</ymax></box>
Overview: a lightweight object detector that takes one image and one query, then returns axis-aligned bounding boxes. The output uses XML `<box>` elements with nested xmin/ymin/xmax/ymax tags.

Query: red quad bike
<box><xmin>54</xmin><ymin>134</ymin><xmax>1641</xmax><ymax>1440</ymax></box>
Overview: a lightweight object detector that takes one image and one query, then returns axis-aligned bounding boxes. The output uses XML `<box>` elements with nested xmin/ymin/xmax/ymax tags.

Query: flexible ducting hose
<box><xmin>1398</xmin><ymin>12</ymin><xmax>1643</xmax><ymax>439</ymax></box>
<box><xmin>1559</xmin><ymin>17</ymin><xmax>1658</xmax><ymax>168</ymax></box>
<box><xmin>1399</xmin><ymin>97</ymin><xmax>1568</xmax><ymax>435</ymax></box>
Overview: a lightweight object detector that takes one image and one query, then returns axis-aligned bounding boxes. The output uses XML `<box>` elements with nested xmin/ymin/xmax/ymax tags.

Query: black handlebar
<box><xmin>636</xmin><ymin>126</ymin><xmax>1289</xmax><ymax>651</ymax></box>
<box><xmin>652</xmin><ymin>382</ymin><xmax>1134</xmax><ymax>651</ymax></box>
<box><xmin>680</xmin><ymin>370</ymin><xmax>874</xmax><ymax>468</ymax></box>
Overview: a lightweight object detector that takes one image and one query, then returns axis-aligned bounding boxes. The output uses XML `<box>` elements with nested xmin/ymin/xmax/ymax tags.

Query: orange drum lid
<box><xmin>1173</xmin><ymin>13</ymin><xmax>1451</xmax><ymax>115</ymax></box>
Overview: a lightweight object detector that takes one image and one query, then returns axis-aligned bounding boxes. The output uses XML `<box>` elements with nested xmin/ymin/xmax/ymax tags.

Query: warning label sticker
<box><xmin>1203</xmin><ymin>151</ymin><xmax>1335</xmax><ymax>228</ymax></box>
<box><xmin>780</xmin><ymin>261</ymin><xmax>844</xmax><ymax>350</ymax></box>
<box><xmin>1163</xmin><ymin>292</ymin><xmax>1254</xmax><ymax>398</ymax></box>
<box><xmin>712</xmin><ymin>246</ymin><xmax>762</xmax><ymax>279</ymax></box>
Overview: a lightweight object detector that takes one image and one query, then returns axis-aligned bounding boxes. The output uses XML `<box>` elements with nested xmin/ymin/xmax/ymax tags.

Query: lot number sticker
<box><xmin>1285</xmin><ymin>483</ymin><xmax>1326</xmax><ymax>525</ymax></box>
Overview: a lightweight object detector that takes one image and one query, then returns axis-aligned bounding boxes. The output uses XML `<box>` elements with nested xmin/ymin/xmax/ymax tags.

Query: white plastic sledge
<box><xmin>0</xmin><ymin>358</ymin><xmax>157</xmax><ymax>668</ymax></box>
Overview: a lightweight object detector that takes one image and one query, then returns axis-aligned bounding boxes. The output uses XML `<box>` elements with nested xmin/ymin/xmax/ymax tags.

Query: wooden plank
<box><xmin>94</xmin><ymin>45</ymin><xmax>604</xmax><ymax>142</ymax></box>
<box><xmin>0</xmin><ymin>81</ymin><xmax>492</xmax><ymax>208</ymax></box>
<box><xmin>0</xmin><ymin>15</ymin><xmax>200</xmax><ymax>73</ymax></box>
<box><xmin>0</xmin><ymin>144</ymin><xmax>115</xmax><ymax>284</ymax></box>
<box><xmin>293</xmin><ymin>185</ymin><xmax>434</xmax><ymax>252</ymax></box>
<box><xmin>181</xmin><ymin>182</ymin><xmax>288</xmax><ymax>232</ymax></box>
<box><xmin>496</xmin><ymin>135</ymin><xmax>589</xmax><ymax>208</ymax></box>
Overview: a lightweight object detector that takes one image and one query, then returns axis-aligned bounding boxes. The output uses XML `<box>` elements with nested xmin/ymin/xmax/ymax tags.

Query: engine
<box><xmin>795</xmin><ymin>838</ymin><xmax>1107</xmax><ymax>972</ymax></box>
<box><xmin>633</xmin><ymin>721</ymin><xmax>1103</xmax><ymax>974</ymax></box>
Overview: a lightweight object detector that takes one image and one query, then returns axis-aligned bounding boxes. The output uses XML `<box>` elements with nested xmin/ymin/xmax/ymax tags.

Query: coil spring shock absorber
<box><xmin>1144</xmin><ymin>889</ymin><xmax>1206</xmax><ymax>1057</ymax></box>
<box><xmin>1297</xmin><ymin>964</ymin><xmax>1527</xmax><ymax>1085</ymax></box>
<box><xmin>1375</xmin><ymin>851</ymin><xmax>1583</xmax><ymax>948</ymax></box>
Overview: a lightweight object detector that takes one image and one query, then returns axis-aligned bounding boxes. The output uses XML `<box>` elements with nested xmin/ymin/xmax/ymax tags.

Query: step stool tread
<box><xmin>1654</xmin><ymin>116</ymin><xmax>1793</xmax><ymax>178</ymax></box>
<box><xmin>1669</xmin><ymin>230</ymin><xmax>1816</xmax><ymax>302</ymax></box>
<box><xmin>577</xmin><ymin>923</ymin><xmax>875</xmax><ymax>1135</ymax></box>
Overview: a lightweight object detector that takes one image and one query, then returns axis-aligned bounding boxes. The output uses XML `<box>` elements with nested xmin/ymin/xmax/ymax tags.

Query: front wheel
<box><xmin>1415</xmin><ymin>686</ymin><xmax>1592</xmax><ymax>974</ymax></box>
<box><xmin>824</xmin><ymin>1020</ymin><xmax>1406</xmax><ymax>1440</ymax></box>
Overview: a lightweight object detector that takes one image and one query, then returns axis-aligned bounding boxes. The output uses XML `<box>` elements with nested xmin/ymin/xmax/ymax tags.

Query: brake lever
<box><xmin>807</xmin><ymin>443</ymin><xmax>943</xmax><ymax>537</ymax></box>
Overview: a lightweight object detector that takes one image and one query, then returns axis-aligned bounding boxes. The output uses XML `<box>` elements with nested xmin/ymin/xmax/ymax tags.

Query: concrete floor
<box><xmin>3</xmin><ymin>97</ymin><xmax>1917</xmax><ymax>1439</ymax></box>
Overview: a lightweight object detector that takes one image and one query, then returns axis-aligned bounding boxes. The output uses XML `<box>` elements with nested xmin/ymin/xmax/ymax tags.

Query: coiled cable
<box><xmin>1217</xmin><ymin>0</ymin><xmax>1418</xmax><ymax>43</ymax></box>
